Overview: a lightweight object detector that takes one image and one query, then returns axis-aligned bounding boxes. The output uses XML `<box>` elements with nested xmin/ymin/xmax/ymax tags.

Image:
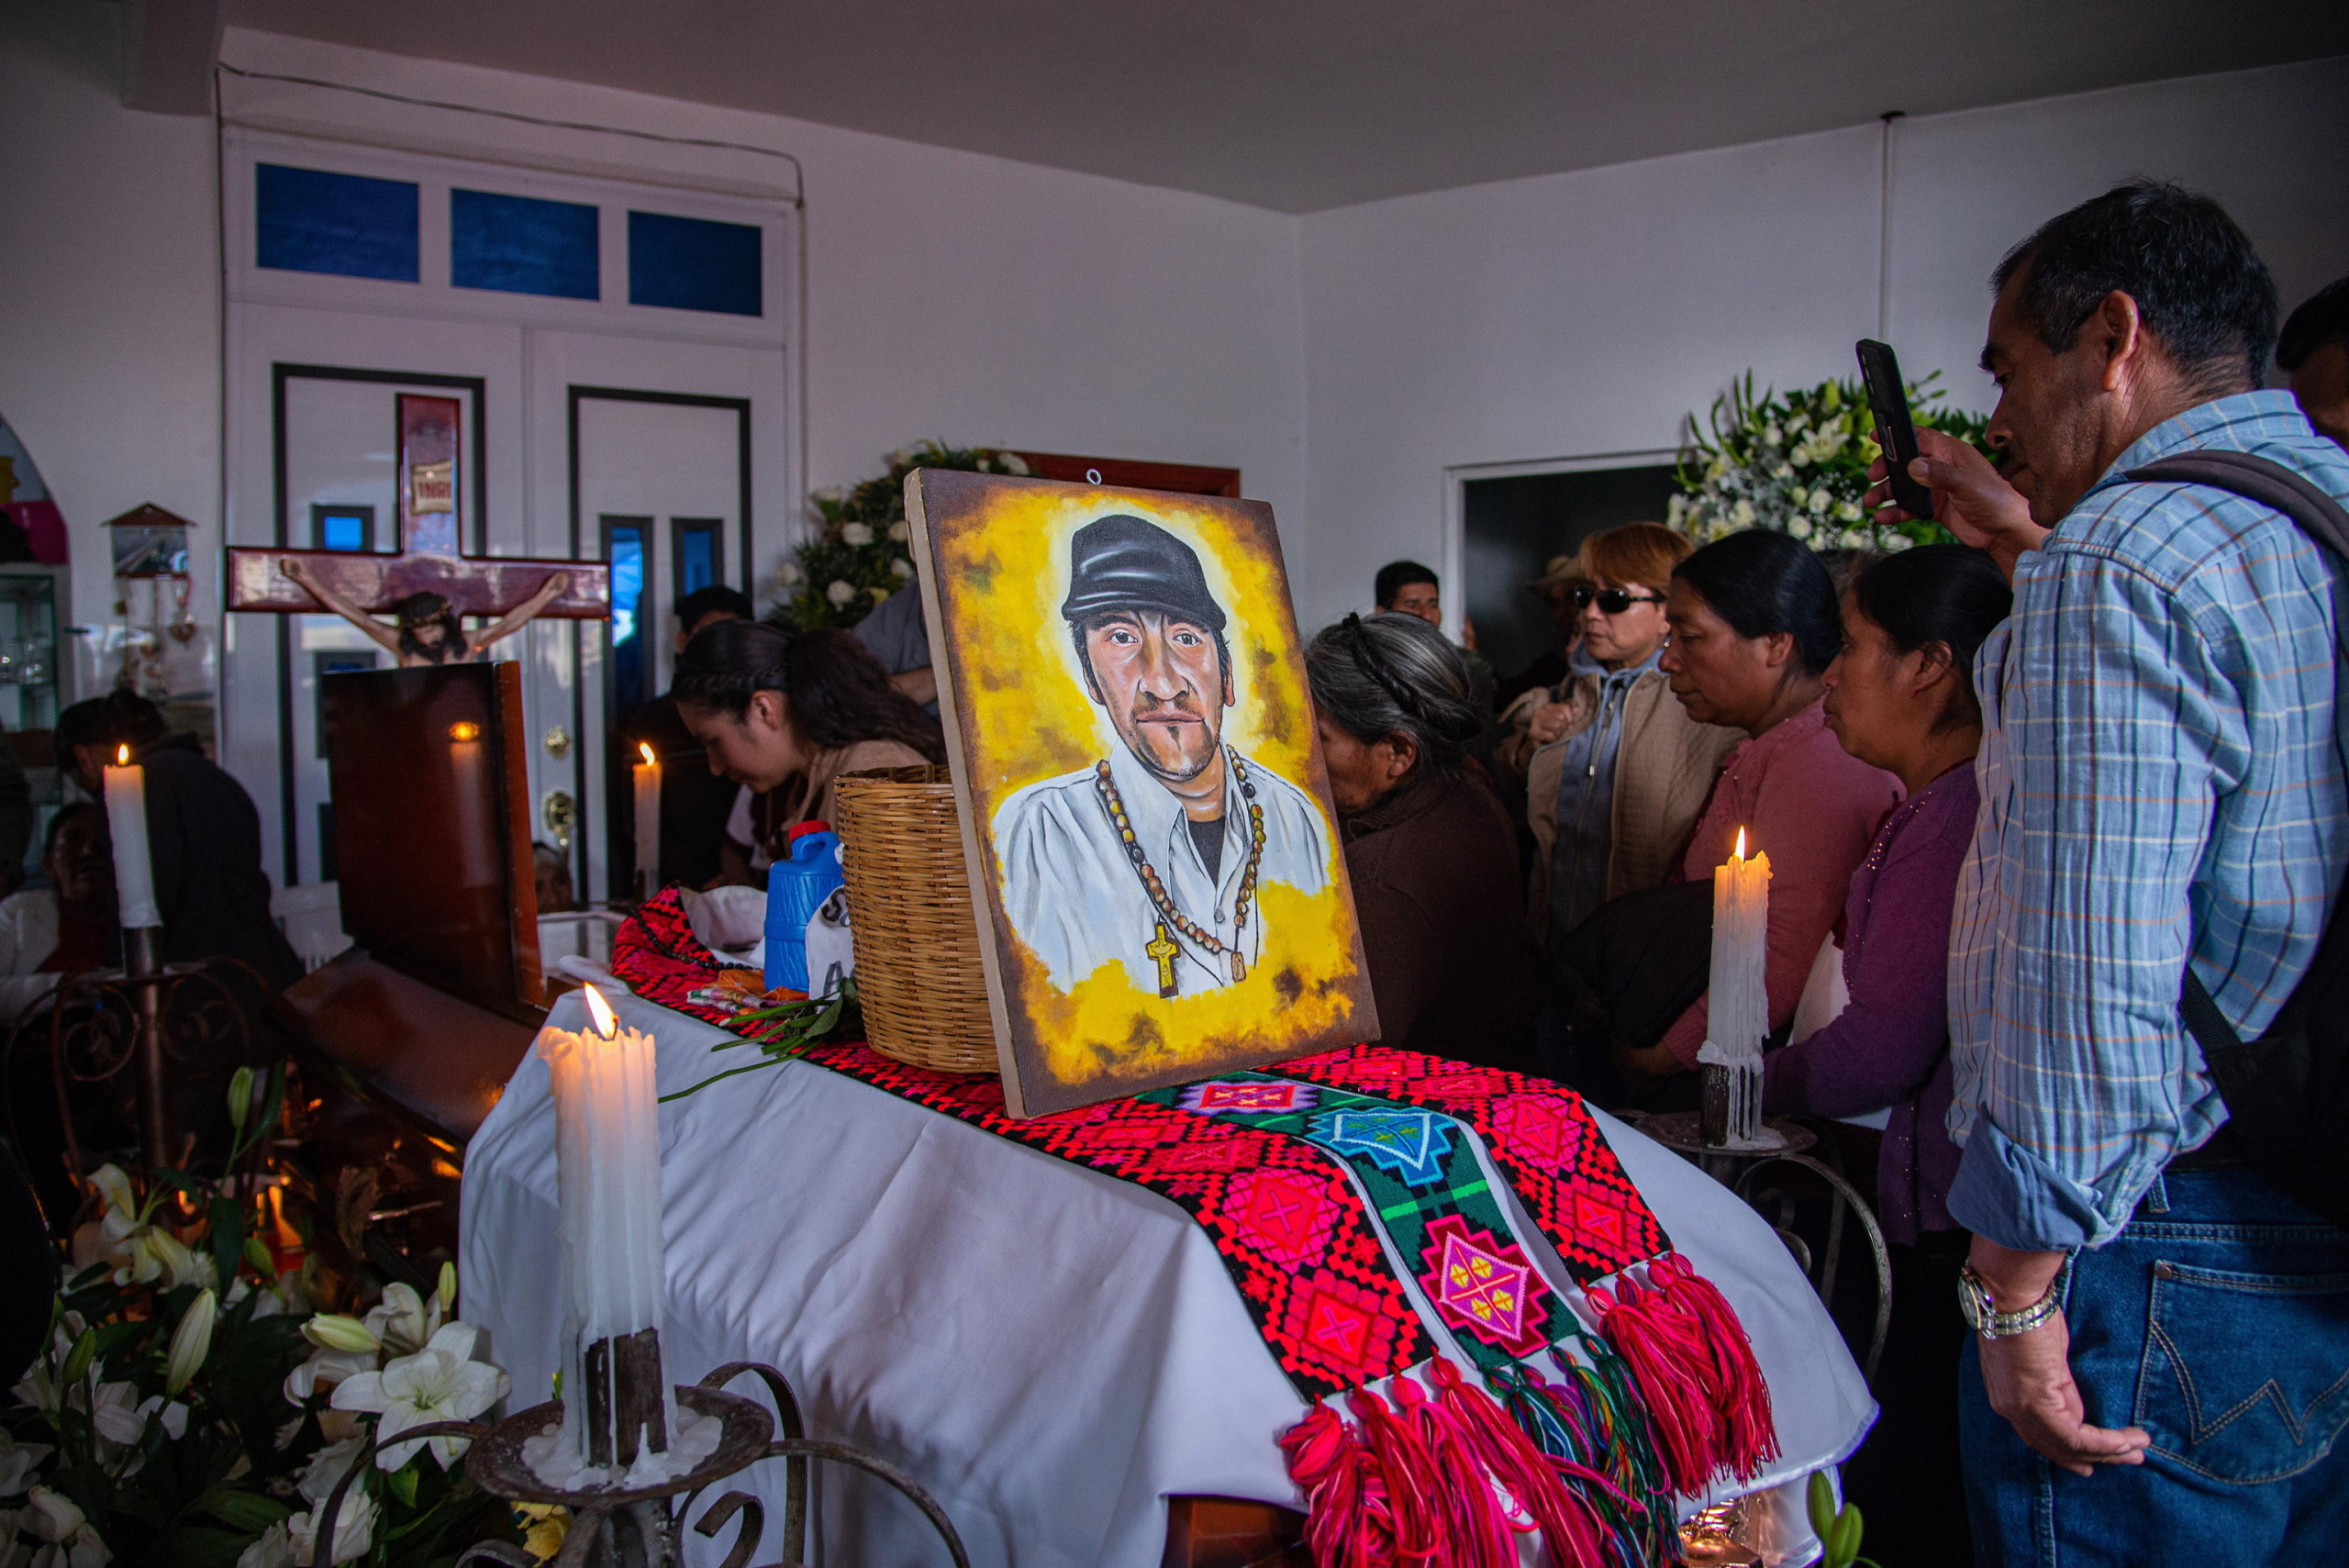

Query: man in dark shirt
<box><xmin>57</xmin><ymin>693</ymin><xmax>301</xmax><ymax>989</ymax></box>
<box><xmin>620</xmin><ymin>586</ymin><xmax>751</xmax><ymax>891</ymax></box>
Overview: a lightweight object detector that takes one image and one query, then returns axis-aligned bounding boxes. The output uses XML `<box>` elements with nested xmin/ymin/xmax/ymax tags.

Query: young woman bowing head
<box><xmin>672</xmin><ymin>621</ymin><xmax>945</xmax><ymax>877</ymax></box>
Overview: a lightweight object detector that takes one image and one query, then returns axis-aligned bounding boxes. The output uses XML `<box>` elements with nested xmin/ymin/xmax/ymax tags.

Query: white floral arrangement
<box><xmin>0</xmin><ymin>1067</ymin><xmax>541</xmax><ymax>1568</ymax></box>
<box><xmin>1667</xmin><ymin>372</ymin><xmax>1991</xmax><ymax>552</ymax></box>
<box><xmin>781</xmin><ymin>440</ymin><xmax>1029</xmax><ymax>628</ymax></box>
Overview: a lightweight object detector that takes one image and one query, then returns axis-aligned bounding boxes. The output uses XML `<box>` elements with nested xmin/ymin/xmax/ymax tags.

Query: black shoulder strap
<box><xmin>2127</xmin><ymin>451</ymin><xmax>2349</xmax><ymax>566</ymax></box>
<box><xmin>2129</xmin><ymin>451</ymin><xmax>2349</xmax><ymax>1057</ymax></box>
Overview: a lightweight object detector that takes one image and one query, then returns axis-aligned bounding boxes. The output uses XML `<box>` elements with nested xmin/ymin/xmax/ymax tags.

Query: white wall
<box><xmin>0</xmin><ymin>5</ymin><xmax>223</xmax><ymax>635</ymax></box>
<box><xmin>0</xmin><ymin>16</ymin><xmax>1308</xmax><ymax>641</ymax></box>
<box><xmin>1296</xmin><ymin>54</ymin><xmax>2349</xmax><ymax>631</ymax></box>
<box><xmin>6</xmin><ymin>11</ymin><xmax>2343</xmax><ymax>657</ymax></box>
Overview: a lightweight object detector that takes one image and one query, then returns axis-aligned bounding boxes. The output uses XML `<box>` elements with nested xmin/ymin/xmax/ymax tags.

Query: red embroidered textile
<box><xmin>608</xmin><ymin>891</ymin><xmax>1674</xmax><ymax>1402</ymax></box>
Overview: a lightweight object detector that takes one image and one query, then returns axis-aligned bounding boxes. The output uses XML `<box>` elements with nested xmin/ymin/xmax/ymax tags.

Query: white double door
<box><xmin>223</xmin><ymin>312</ymin><xmax>788</xmax><ymax>902</ymax></box>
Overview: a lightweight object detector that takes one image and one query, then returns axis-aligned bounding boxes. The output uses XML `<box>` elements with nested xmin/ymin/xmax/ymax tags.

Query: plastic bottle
<box><xmin>764</xmin><ymin>821</ymin><xmax>844</xmax><ymax>993</ymax></box>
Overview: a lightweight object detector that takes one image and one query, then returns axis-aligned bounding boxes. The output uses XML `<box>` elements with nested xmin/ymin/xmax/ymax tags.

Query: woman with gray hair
<box><xmin>1307</xmin><ymin>612</ymin><xmax>1541</xmax><ymax>1070</ymax></box>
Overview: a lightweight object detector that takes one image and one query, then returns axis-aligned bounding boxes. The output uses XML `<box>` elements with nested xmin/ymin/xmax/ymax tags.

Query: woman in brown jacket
<box><xmin>1503</xmin><ymin>524</ymin><xmax>1742</xmax><ymax>949</ymax></box>
<box><xmin>1307</xmin><ymin>612</ymin><xmax>1541</xmax><ymax>1071</ymax></box>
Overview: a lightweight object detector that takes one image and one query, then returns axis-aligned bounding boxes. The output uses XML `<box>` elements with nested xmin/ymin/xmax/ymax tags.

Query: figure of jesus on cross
<box><xmin>227</xmin><ymin>393</ymin><xmax>609</xmax><ymax>654</ymax></box>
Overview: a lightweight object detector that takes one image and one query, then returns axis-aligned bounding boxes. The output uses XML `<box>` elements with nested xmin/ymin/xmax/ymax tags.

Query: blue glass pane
<box><xmin>256</xmin><ymin>163</ymin><xmax>419</xmax><ymax>283</ymax></box>
<box><xmin>451</xmin><ymin>189</ymin><xmax>599</xmax><ymax>300</ymax></box>
<box><xmin>609</xmin><ymin>525</ymin><xmax>646</xmax><ymax>717</ymax></box>
<box><xmin>319</xmin><ymin>512</ymin><xmax>367</xmax><ymax>552</ymax></box>
<box><xmin>678</xmin><ymin>527</ymin><xmax>716</xmax><ymax>595</ymax></box>
<box><xmin>628</xmin><ymin>211</ymin><xmax>762</xmax><ymax>317</ymax></box>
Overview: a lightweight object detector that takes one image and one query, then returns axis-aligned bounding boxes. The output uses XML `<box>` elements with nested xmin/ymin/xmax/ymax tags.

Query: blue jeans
<box><xmin>1959</xmin><ymin>1167</ymin><xmax>2349</xmax><ymax>1566</ymax></box>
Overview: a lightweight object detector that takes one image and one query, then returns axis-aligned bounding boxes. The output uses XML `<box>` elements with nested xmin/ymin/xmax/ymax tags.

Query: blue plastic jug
<box><xmin>764</xmin><ymin>824</ymin><xmax>844</xmax><ymax>993</ymax></box>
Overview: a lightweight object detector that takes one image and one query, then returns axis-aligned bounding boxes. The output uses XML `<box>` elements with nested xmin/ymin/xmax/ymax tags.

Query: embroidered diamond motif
<box><xmin>1418</xmin><ymin>1214</ymin><xmax>1548</xmax><ymax>1357</ymax></box>
<box><xmin>1571</xmin><ymin>1187</ymin><xmax>1629</xmax><ymax>1250</ymax></box>
<box><xmin>1181</xmin><ymin>1079</ymin><xmax>1319</xmax><ymax>1116</ymax></box>
<box><xmin>1276</xmin><ymin>1267</ymin><xmax>1399</xmax><ymax>1386</ymax></box>
<box><xmin>1314</xmin><ymin>1108</ymin><xmax>1451</xmax><ymax>1187</ymax></box>
<box><xmin>1491</xmin><ymin>1093</ymin><xmax>1583</xmax><ymax>1168</ymax></box>
<box><xmin>1222</xmin><ymin>1168</ymin><xmax>1340</xmax><ymax>1269</ymax></box>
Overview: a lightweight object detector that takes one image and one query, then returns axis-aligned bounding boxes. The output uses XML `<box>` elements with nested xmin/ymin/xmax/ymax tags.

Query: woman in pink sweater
<box><xmin>1614</xmin><ymin>530</ymin><xmax>1900</xmax><ymax>1084</ymax></box>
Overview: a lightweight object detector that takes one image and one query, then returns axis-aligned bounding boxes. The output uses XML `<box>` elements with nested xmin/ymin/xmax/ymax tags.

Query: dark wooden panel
<box><xmin>1162</xmin><ymin>1496</ymin><xmax>1308</xmax><ymax>1568</ymax></box>
<box><xmin>283</xmin><ymin>949</ymin><xmax>537</xmax><ymax>1141</ymax></box>
<box><xmin>322</xmin><ymin>662</ymin><xmax>544</xmax><ymax>1018</ymax></box>
<box><xmin>1010</xmin><ymin>451</ymin><xmax>1243</xmax><ymax>499</ymax></box>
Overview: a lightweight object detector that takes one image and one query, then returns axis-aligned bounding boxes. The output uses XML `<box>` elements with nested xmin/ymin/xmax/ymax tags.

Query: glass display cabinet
<box><xmin>0</xmin><ymin>564</ymin><xmax>72</xmax><ymax>884</ymax></box>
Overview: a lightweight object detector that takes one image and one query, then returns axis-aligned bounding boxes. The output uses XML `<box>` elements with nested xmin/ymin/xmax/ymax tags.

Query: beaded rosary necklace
<box><xmin>1094</xmin><ymin>747</ymin><xmax>1267</xmax><ymax>996</ymax></box>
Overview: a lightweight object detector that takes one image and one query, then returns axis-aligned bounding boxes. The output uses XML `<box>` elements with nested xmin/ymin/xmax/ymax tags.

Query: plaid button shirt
<box><xmin>1947</xmin><ymin>391</ymin><xmax>2349</xmax><ymax>1251</ymax></box>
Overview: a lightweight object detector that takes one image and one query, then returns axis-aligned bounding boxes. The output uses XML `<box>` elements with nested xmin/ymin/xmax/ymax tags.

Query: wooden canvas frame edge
<box><xmin>904</xmin><ymin>469</ymin><xmax>1380</xmax><ymax>1118</ymax></box>
<box><xmin>902</xmin><ymin>473</ymin><xmax>1030</xmax><ymax>1113</ymax></box>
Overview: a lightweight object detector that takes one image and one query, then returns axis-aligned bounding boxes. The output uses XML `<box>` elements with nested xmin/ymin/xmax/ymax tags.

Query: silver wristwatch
<box><xmin>1957</xmin><ymin>1262</ymin><xmax>2068</xmax><ymax>1339</ymax></box>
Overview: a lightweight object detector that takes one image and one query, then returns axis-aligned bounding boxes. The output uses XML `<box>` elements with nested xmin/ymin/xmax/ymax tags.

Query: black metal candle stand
<box><xmin>307</xmin><ymin>1359</ymin><xmax>969</xmax><ymax>1568</ymax></box>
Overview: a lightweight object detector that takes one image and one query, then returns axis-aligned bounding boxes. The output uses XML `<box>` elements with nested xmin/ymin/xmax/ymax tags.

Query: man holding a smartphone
<box><xmin>1872</xmin><ymin>182</ymin><xmax>2349</xmax><ymax>1560</ymax></box>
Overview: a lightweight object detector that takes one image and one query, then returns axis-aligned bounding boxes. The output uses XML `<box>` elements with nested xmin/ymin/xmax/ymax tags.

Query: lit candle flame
<box><xmin>639</xmin><ymin>741</ymin><xmax>655</xmax><ymax>766</ymax></box>
<box><xmin>1735</xmin><ymin>827</ymin><xmax>1747</xmax><ymax>860</ymax></box>
<box><xmin>448</xmin><ymin>720</ymin><xmax>482</xmax><ymax>742</ymax></box>
<box><xmin>115</xmin><ymin>744</ymin><xmax>130</xmax><ymax>766</ymax></box>
<box><xmin>582</xmin><ymin>984</ymin><xmax>618</xmax><ymax>1040</ymax></box>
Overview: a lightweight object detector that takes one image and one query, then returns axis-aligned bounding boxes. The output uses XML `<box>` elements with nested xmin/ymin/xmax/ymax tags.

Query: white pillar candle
<box><xmin>103</xmin><ymin>745</ymin><xmax>161</xmax><ymax>929</ymax></box>
<box><xmin>1698</xmin><ymin>828</ymin><xmax>1772</xmax><ymax>1146</ymax></box>
<box><xmin>528</xmin><ymin>984</ymin><xmax>707</xmax><ymax>1486</ymax></box>
<box><xmin>632</xmin><ymin>743</ymin><xmax>661</xmax><ymax>900</ymax></box>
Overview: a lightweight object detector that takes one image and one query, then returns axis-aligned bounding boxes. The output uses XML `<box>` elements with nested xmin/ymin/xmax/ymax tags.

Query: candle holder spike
<box><xmin>306</xmin><ymin>1359</ymin><xmax>967</xmax><ymax>1568</ymax></box>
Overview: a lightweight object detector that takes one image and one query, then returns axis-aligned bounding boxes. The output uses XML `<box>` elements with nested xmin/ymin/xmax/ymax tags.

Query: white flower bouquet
<box><xmin>1668</xmin><ymin>371</ymin><xmax>1994</xmax><ymax>553</ymax></box>
<box><xmin>0</xmin><ymin>1068</ymin><xmax>536</xmax><ymax>1567</ymax></box>
<box><xmin>782</xmin><ymin>439</ymin><xmax>1030</xmax><ymax>629</ymax></box>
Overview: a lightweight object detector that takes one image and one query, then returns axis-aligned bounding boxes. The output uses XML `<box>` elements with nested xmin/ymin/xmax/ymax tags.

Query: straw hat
<box><xmin>1528</xmin><ymin>553</ymin><xmax>1584</xmax><ymax>593</ymax></box>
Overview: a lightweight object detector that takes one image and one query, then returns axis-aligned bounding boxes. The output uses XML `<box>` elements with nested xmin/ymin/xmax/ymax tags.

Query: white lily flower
<box><xmin>1000</xmin><ymin>451</ymin><xmax>1030</xmax><ymax>475</ymax></box>
<box><xmin>23</xmin><ymin>1485</ymin><xmax>107</xmax><ymax>1568</ymax></box>
<box><xmin>240</xmin><ymin>1489</ymin><xmax>376</xmax><ymax>1568</ymax></box>
<box><xmin>360</xmin><ymin>1284</ymin><xmax>438</xmax><ymax>1358</ymax></box>
<box><xmin>825</xmin><ymin>580</ymin><xmax>854</xmax><ymax>606</ymax></box>
<box><xmin>840</xmin><ymin>522</ymin><xmax>873</xmax><ymax>547</ymax></box>
<box><xmin>132</xmin><ymin>1396</ymin><xmax>188</xmax><ymax>1443</ymax></box>
<box><xmin>332</xmin><ymin>1323</ymin><xmax>507</xmax><ymax>1470</ymax></box>
<box><xmin>0</xmin><ymin>1435</ymin><xmax>50</xmax><ymax>1499</ymax></box>
<box><xmin>889</xmin><ymin>558</ymin><xmax>912</xmax><ymax>579</ymax></box>
<box><xmin>284</xmin><ymin>1348</ymin><xmax>377</xmax><ymax>1407</ymax></box>
<box><xmin>166</xmin><ymin>1290</ymin><xmax>216</xmax><ymax>1396</ymax></box>
<box><xmin>87</xmin><ymin>1167</ymin><xmax>139</xmax><ymax>1243</ymax></box>
<box><xmin>436</xmin><ymin>1262</ymin><xmax>457</xmax><ymax>1319</ymax></box>
<box><xmin>89</xmin><ymin>1383</ymin><xmax>146</xmax><ymax>1447</ymax></box>
<box><xmin>885</xmin><ymin>519</ymin><xmax>909</xmax><ymax>542</ymax></box>
<box><xmin>296</xmin><ymin>1437</ymin><xmax>367</xmax><ymax>1507</ymax></box>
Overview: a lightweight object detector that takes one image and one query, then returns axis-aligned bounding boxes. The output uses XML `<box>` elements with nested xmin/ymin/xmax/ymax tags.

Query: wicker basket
<box><xmin>832</xmin><ymin>764</ymin><xmax>998</xmax><ymax>1074</ymax></box>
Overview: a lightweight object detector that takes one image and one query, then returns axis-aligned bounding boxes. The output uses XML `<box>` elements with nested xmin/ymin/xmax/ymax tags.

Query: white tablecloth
<box><xmin>462</xmin><ymin>985</ymin><xmax>1874</xmax><ymax>1568</ymax></box>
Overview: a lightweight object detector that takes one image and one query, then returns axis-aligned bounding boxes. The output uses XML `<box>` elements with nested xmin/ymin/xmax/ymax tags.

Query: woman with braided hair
<box><xmin>1305</xmin><ymin>611</ymin><xmax>1540</xmax><ymax>1070</ymax></box>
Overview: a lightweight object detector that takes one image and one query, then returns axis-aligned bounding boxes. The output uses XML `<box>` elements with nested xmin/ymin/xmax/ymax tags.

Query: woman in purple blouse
<box><xmin>1761</xmin><ymin>542</ymin><xmax>2009</xmax><ymax>1567</ymax></box>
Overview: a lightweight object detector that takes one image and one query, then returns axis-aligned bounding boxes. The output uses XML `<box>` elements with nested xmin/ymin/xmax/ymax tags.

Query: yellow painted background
<box><xmin>916</xmin><ymin>474</ymin><xmax>1372</xmax><ymax>1106</ymax></box>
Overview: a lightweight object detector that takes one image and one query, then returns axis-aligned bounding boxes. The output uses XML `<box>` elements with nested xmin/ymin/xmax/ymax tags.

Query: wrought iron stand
<box><xmin>309</xmin><ymin>1360</ymin><xmax>969</xmax><ymax>1568</ymax></box>
<box><xmin>37</xmin><ymin>940</ymin><xmax>265</xmax><ymax>1177</ymax></box>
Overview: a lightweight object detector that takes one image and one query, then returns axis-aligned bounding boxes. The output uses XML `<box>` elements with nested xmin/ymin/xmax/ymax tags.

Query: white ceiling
<box><xmin>227</xmin><ymin>0</ymin><xmax>2349</xmax><ymax>213</ymax></box>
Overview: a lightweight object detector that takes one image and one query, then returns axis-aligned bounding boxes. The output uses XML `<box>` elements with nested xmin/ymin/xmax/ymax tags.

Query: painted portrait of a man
<box><xmin>993</xmin><ymin>515</ymin><xmax>1330</xmax><ymax>998</ymax></box>
<box><xmin>905</xmin><ymin>470</ymin><xmax>1375</xmax><ymax>1116</ymax></box>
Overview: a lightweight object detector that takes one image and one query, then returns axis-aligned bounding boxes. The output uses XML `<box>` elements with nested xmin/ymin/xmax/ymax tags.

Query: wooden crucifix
<box><xmin>226</xmin><ymin>394</ymin><xmax>608</xmax><ymax>662</ymax></box>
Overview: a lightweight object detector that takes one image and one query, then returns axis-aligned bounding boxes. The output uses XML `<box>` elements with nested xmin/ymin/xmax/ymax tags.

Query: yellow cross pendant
<box><xmin>1146</xmin><ymin>921</ymin><xmax>1180</xmax><ymax>999</ymax></box>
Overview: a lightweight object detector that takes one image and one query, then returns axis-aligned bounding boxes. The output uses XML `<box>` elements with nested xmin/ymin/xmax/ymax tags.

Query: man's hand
<box><xmin>1527</xmin><ymin>700</ymin><xmax>1574</xmax><ymax>746</ymax></box>
<box><xmin>1867</xmin><ymin>428</ymin><xmax>2047</xmax><ymax>581</ymax></box>
<box><xmin>1970</xmin><ymin>1236</ymin><xmax>2149</xmax><ymax>1476</ymax></box>
<box><xmin>1976</xmin><ymin>1317</ymin><xmax>2150</xmax><ymax>1477</ymax></box>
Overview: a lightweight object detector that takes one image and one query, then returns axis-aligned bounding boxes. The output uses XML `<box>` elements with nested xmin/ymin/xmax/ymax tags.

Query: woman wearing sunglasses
<box><xmin>1508</xmin><ymin>523</ymin><xmax>1742</xmax><ymax>952</ymax></box>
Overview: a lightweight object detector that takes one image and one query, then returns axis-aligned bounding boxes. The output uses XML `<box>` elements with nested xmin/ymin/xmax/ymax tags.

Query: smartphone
<box><xmin>1855</xmin><ymin>339</ymin><xmax>1935</xmax><ymax>521</ymax></box>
